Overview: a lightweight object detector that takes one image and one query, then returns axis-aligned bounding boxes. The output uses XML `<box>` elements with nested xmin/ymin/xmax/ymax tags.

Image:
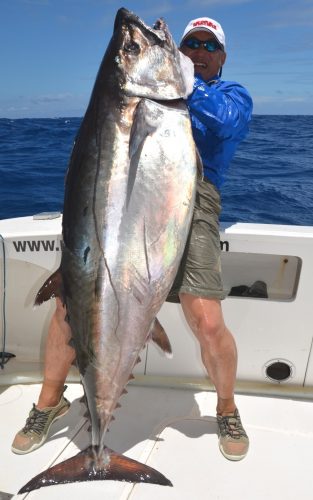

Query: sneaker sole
<box><xmin>11</xmin><ymin>404</ymin><xmax>70</xmax><ymax>455</ymax></box>
<box><xmin>218</xmin><ymin>441</ymin><xmax>249</xmax><ymax>461</ymax></box>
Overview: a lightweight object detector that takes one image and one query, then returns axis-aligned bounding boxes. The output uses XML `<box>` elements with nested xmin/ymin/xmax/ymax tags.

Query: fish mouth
<box><xmin>114</xmin><ymin>7</ymin><xmax>170</xmax><ymax>46</ymax></box>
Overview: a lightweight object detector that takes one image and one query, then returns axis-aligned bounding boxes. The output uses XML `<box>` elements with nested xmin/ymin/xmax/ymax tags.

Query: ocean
<box><xmin>0</xmin><ymin>115</ymin><xmax>312</xmax><ymax>225</ymax></box>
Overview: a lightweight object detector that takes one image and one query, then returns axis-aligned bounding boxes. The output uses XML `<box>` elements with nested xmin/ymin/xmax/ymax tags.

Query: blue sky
<box><xmin>1</xmin><ymin>0</ymin><xmax>312</xmax><ymax>118</ymax></box>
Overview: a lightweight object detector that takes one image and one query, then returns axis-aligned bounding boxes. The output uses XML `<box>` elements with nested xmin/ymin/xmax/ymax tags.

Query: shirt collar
<box><xmin>207</xmin><ymin>74</ymin><xmax>220</xmax><ymax>85</ymax></box>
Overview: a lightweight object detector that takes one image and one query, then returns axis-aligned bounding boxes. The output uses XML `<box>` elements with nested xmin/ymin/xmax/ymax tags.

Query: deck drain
<box><xmin>264</xmin><ymin>359</ymin><xmax>294</xmax><ymax>382</ymax></box>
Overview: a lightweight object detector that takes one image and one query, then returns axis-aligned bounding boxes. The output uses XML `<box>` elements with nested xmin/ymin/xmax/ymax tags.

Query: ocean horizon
<box><xmin>1</xmin><ymin>114</ymin><xmax>313</xmax><ymax>226</ymax></box>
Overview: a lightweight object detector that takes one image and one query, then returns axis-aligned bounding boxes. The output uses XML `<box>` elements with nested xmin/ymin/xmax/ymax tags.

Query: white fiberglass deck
<box><xmin>1</xmin><ymin>382</ymin><xmax>313</xmax><ymax>500</ymax></box>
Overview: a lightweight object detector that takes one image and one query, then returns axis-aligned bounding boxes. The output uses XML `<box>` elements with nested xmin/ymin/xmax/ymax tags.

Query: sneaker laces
<box><xmin>22</xmin><ymin>405</ymin><xmax>50</xmax><ymax>436</ymax></box>
<box><xmin>218</xmin><ymin>410</ymin><xmax>247</xmax><ymax>440</ymax></box>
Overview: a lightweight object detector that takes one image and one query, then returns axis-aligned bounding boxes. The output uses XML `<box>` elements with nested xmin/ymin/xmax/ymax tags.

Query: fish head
<box><xmin>112</xmin><ymin>8</ymin><xmax>194</xmax><ymax>100</ymax></box>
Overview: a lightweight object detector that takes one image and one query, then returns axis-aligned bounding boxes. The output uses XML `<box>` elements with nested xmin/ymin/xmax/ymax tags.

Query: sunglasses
<box><xmin>182</xmin><ymin>37</ymin><xmax>222</xmax><ymax>52</ymax></box>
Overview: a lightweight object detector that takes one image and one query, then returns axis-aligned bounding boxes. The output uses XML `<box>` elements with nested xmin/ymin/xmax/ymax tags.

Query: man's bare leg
<box><xmin>37</xmin><ymin>297</ymin><xmax>75</xmax><ymax>409</ymax></box>
<box><xmin>179</xmin><ymin>293</ymin><xmax>237</xmax><ymax>413</ymax></box>
<box><xmin>179</xmin><ymin>293</ymin><xmax>249</xmax><ymax>460</ymax></box>
<box><xmin>11</xmin><ymin>298</ymin><xmax>75</xmax><ymax>454</ymax></box>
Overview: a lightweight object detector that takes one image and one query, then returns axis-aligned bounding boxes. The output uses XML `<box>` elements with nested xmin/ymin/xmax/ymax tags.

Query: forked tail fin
<box><xmin>18</xmin><ymin>445</ymin><xmax>172</xmax><ymax>493</ymax></box>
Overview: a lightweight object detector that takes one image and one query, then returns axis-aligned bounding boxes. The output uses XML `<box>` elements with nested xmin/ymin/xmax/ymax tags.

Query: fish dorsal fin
<box><xmin>149</xmin><ymin>317</ymin><xmax>172</xmax><ymax>358</ymax></box>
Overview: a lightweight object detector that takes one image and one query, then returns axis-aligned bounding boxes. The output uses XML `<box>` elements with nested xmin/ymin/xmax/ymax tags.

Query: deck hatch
<box><xmin>221</xmin><ymin>252</ymin><xmax>302</xmax><ymax>301</ymax></box>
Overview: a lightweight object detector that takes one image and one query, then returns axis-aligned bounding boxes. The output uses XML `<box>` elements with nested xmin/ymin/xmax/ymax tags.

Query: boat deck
<box><xmin>1</xmin><ymin>382</ymin><xmax>313</xmax><ymax>500</ymax></box>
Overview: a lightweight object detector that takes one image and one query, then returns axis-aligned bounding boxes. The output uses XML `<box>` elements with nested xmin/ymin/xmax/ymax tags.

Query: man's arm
<box><xmin>187</xmin><ymin>76</ymin><xmax>253</xmax><ymax>139</ymax></box>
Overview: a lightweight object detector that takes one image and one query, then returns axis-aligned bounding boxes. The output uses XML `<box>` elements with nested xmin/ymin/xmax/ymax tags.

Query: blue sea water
<box><xmin>0</xmin><ymin>115</ymin><xmax>312</xmax><ymax>225</ymax></box>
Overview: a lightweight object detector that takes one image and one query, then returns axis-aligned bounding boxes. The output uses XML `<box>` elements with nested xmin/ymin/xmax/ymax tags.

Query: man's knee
<box><xmin>180</xmin><ymin>293</ymin><xmax>225</xmax><ymax>343</ymax></box>
<box><xmin>48</xmin><ymin>298</ymin><xmax>71</xmax><ymax>345</ymax></box>
<box><xmin>197</xmin><ymin>314</ymin><xmax>226</xmax><ymax>345</ymax></box>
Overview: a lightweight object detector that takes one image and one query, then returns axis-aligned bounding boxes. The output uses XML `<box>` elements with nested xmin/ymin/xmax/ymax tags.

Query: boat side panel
<box><xmin>1</xmin><ymin>217</ymin><xmax>313</xmax><ymax>389</ymax></box>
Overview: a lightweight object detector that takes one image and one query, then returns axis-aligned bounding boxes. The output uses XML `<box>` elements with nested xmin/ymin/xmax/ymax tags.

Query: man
<box><xmin>12</xmin><ymin>16</ymin><xmax>253</xmax><ymax>461</ymax></box>
<box><xmin>168</xmin><ymin>17</ymin><xmax>252</xmax><ymax>461</ymax></box>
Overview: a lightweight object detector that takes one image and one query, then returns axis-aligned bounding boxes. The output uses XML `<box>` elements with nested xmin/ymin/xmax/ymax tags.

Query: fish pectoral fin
<box><xmin>18</xmin><ymin>445</ymin><xmax>172</xmax><ymax>493</ymax></box>
<box><xmin>34</xmin><ymin>268</ymin><xmax>63</xmax><ymax>306</ymax></box>
<box><xmin>149</xmin><ymin>317</ymin><xmax>173</xmax><ymax>358</ymax></box>
<box><xmin>126</xmin><ymin>99</ymin><xmax>159</xmax><ymax>207</ymax></box>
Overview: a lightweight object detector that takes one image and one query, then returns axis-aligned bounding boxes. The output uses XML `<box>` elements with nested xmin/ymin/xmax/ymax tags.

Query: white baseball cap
<box><xmin>181</xmin><ymin>17</ymin><xmax>226</xmax><ymax>49</ymax></box>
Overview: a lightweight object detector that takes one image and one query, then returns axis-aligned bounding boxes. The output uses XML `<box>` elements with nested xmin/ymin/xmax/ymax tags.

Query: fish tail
<box><xmin>18</xmin><ymin>445</ymin><xmax>172</xmax><ymax>493</ymax></box>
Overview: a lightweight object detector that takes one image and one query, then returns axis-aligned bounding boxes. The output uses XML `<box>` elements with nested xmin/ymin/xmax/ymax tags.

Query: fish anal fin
<box><xmin>34</xmin><ymin>269</ymin><xmax>63</xmax><ymax>306</ymax></box>
<box><xmin>18</xmin><ymin>445</ymin><xmax>172</xmax><ymax>493</ymax></box>
<box><xmin>149</xmin><ymin>318</ymin><xmax>173</xmax><ymax>358</ymax></box>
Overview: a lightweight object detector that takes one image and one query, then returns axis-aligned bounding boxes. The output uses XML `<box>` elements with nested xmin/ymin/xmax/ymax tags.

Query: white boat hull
<box><xmin>1</xmin><ymin>214</ymin><xmax>313</xmax><ymax>393</ymax></box>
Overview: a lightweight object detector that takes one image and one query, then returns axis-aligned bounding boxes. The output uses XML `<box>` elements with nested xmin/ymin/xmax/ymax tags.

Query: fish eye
<box><xmin>123</xmin><ymin>41</ymin><xmax>140</xmax><ymax>54</ymax></box>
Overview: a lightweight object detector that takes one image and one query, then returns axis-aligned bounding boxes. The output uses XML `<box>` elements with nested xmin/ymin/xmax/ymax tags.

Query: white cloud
<box><xmin>186</xmin><ymin>0</ymin><xmax>253</xmax><ymax>6</ymax></box>
<box><xmin>31</xmin><ymin>93</ymin><xmax>74</xmax><ymax>105</ymax></box>
<box><xmin>0</xmin><ymin>92</ymin><xmax>88</xmax><ymax>118</ymax></box>
<box><xmin>137</xmin><ymin>3</ymin><xmax>174</xmax><ymax>18</ymax></box>
<box><xmin>21</xmin><ymin>0</ymin><xmax>51</xmax><ymax>5</ymax></box>
<box><xmin>267</xmin><ymin>0</ymin><xmax>313</xmax><ymax>28</ymax></box>
<box><xmin>253</xmin><ymin>95</ymin><xmax>313</xmax><ymax>113</ymax></box>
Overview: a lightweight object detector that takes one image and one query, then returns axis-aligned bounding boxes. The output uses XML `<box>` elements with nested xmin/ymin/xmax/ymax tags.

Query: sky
<box><xmin>1</xmin><ymin>0</ymin><xmax>313</xmax><ymax>118</ymax></box>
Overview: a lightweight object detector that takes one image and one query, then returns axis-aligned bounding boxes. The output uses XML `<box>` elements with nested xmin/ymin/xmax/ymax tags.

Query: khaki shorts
<box><xmin>167</xmin><ymin>177</ymin><xmax>227</xmax><ymax>302</ymax></box>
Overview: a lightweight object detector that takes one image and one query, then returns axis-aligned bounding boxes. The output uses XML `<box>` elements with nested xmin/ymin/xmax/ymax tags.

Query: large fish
<box><xmin>19</xmin><ymin>7</ymin><xmax>197</xmax><ymax>493</ymax></box>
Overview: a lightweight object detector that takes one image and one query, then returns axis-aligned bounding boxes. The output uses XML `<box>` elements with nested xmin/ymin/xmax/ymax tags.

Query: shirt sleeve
<box><xmin>187</xmin><ymin>76</ymin><xmax>253</xmax><ymax>139</ymax></box>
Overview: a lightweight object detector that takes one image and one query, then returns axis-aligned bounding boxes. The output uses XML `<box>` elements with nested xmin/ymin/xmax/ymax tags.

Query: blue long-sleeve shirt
<box><xmin>187</xmin><ymin>75</ymin><xmax>253</xmax><ymax>190</ymax></box>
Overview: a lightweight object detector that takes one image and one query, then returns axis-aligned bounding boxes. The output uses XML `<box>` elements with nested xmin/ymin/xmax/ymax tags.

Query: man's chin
<box><xmin>193</xmin><ymin>66</ymin><xmax>210</xmax><ymax>79</ymax></box>
<box><xmin>194</xmin><ymin>70</ymin><xmax>207</xmax><ymax>80</ymax></box>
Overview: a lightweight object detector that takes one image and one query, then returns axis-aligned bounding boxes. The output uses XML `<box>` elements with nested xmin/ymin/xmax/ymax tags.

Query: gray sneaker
<box><xmin>11</xmin><ymin>387</ymin><xmax>70</xmax><ymax>454</ymax></box>
<box><xmin>217</xmin><ymin>408</ymin><xmax>249</xmax><ymax>461</ymax></box>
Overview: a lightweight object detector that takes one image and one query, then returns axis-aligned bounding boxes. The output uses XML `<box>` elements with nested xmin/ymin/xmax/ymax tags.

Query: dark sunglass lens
<box><xmin>184</xmin><ymin>38</ymin><xmax>200</xmax><ymax>49</ymax></box>
<box><xmin>183</xmin><ymin>38</ymin><xmax>220</xmax><ymax>52</ymax></box>
<box><xmin>204</xmin><ymin>41</ymin><xmax>219</xmax><ymax>52</ymax></box>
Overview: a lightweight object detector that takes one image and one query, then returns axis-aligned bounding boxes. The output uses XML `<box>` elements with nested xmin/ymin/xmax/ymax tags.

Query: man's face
<box><xmin>180</xmin><ymin>30</ymin><xmax>226</xmax><ymax>81</ymax></box>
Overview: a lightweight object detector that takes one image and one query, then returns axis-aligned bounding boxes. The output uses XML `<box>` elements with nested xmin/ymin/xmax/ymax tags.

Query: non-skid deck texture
<box><xmin>1</xmin><ymin>383</ymin><xmax>313</xmax><ymax>500</ymax></box>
